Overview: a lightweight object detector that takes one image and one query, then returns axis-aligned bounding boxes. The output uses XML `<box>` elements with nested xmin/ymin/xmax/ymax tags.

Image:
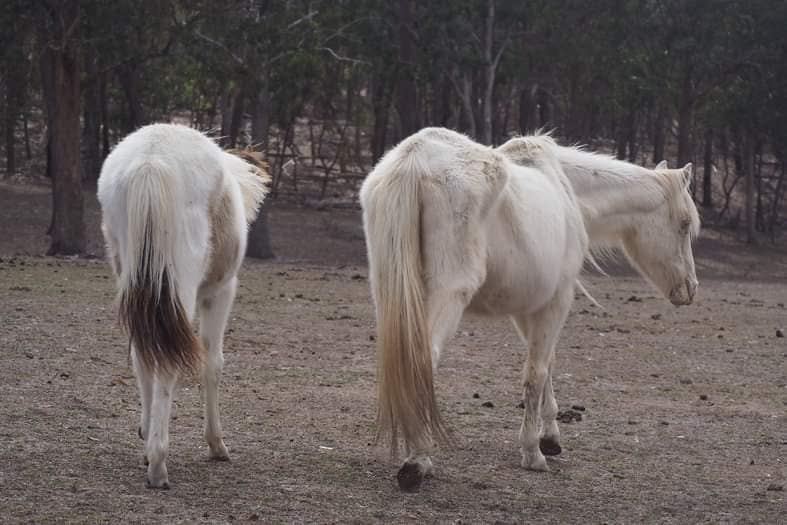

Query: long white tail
<box><xmin>364</xmin><ymin>153</ymin><xmax>450</xmax><ymax>455</ymax></box>
<box><xmin>117</xmin><ymin>161</ymin><xmax>201</xmax><ymax>376</ymax></box>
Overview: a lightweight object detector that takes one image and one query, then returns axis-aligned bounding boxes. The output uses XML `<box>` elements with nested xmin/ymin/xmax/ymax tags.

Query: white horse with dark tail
<box><xmin>360</xmin><ymin>127</ymin><xmax>699</xmax><ymax>491</ymax></box>
<box><xmin>98</xmin><ymin>123</ymin><xmax>269</xmax><ymax>488</ymax></box>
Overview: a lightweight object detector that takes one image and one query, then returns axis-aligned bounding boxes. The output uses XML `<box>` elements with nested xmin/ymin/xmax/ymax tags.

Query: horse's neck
<box><xmin>554</xmin><ymin>147</ymin><xmax>663</xmax><ymax>247</ymax></box>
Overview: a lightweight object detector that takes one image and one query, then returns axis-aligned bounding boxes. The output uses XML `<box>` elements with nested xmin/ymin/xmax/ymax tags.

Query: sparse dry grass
<box><xmin>0</xmin><ymin>183</ymin><xmax>784</xmax><ymax>523</ymax></box>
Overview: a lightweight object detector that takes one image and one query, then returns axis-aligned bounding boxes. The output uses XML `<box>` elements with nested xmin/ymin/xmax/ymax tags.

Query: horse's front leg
<box><xmin>145</xmin><ymin>372</ymin><xmax>178</xmax><ymax>489</ymax></box>
<box><xmin>512</xmin><ymin>287</ymin><xmax>572</xmax><ymax>471</ymax></box>
<box><xmin>198</xmin><ymin>277</ymin><xmax>237</xmax><ymax>461</ymax></box>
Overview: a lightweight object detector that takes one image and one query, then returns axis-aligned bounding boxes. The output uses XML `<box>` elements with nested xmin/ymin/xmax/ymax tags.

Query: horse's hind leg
<box><xmin>198</xmin><ymin>277</ymin><xmax>236</xmax><ymax>461</ymax></box>
<box><xmin>512</xmin><ymin>286</ymin><xmax>572</xmax><ymax>471</ymax></box>
<box><xmin>539</xmin><ymin>362</ymin><xmax>562</xmax><ymax>456</ymax></box>
<box><xmin>131</xmin><ymin>347</ymin><xmax>153</xmax><ymax>445</ymax></box>
<box><xmin>398</xmin><ymin>289</ymin><xmax>468</xmax><ymax>491</ymax></box>
<box><xmin>146</xmin><ymin>371</ymin><xmax>178</xmax><ymax>489</ymax></box>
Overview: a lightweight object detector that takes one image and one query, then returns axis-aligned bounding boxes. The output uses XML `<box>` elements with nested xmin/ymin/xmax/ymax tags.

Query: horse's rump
<box><xmin>361</xmin><ymin>128</ymin><xmax>509</xmax><ymax>455</ymax></box>
<box><xmin>117</xmin><ymin>160</ymin><xmax>203</xmax><ymax>376</ymax></box>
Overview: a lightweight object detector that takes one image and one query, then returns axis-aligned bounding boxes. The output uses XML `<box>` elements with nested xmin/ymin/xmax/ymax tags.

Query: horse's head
<box><xmin>621</xmin><ymin>162</ymin><xmax>700</xmax><ymax>306</ymax></box>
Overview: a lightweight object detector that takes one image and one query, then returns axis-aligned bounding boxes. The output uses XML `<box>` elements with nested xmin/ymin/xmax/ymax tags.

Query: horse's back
<box><xmin>98</xmin><ymin>124</ymin><xmax>225</xmax><ymax>213</ymax></box>
<box><xmin>362</xmin><ymin>127</ymin><xmax>509</xmax><ymax>218</ymax></box>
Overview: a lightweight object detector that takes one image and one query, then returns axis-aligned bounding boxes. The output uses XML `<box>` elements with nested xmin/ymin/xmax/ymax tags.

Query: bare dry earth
<box><xmin>0</xmin><ymin>183</ymin><xmax>785</xmax><ymax>524</ymax></box>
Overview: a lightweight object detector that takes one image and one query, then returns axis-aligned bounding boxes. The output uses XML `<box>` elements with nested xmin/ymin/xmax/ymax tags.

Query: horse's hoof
<box><xmin>539</xmin><ymin>437</ymin><xmax>562</xmax><ymax>456</ymax></box>
<box><xmin>145</xmin><ymin>477</ymin><xmax>170</xmax><ymax>490</ymax></box>
<box><xmin>522</xmin><ymin>451</ymin><xmax>549</xmax><ymax>472</ymax></box>
<box><xmin>209</xmin><ymin>450</ymin><xmax>230</xmax><ymax>462</ymax></box>
<box><xmin>138</xmin><ymin>426</ymin><xmax>144</xmax><ymax>440</ymax></box>
<box><xmin>208</xmin><ymin>441</ymin><xmax>230</xmax><ymax>461</ymax></box>
<box><xmin>397</xmin><ymin>462</ymin><xmax>425</xmax><ymax>492</ymax></box>
<box><xmin>143</xmin><ymin>455</ymin><xmax>149</xmax><ymax>466</ymax></box>
<box><xmin>146</xmin><ymin>463</ymin><xmax>169</xmax><ymax>489</ymax></box>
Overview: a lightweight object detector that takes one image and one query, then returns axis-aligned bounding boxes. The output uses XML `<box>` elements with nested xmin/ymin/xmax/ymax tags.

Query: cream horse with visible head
<box><xmin>98</xmin><ymin>123</ymin><xmax>269</xmax><ymax>489</ymax></box>
<box><xmin>360</xmin><ymin>127</ymin><xmax>699</xmax><ymax>491</ymax></box>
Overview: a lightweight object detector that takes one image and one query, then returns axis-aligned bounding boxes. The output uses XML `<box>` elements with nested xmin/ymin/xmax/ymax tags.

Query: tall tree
<box><xmin>81</xmin><ymin>19</ymin><xmax>101</xmax><ymax>183</ymax></box>
<box><xmin>0</xmin><ymin>2</ymin><xmax>34</xmax><ymax>177</ymax></box>
<box><xmin>395</xmin><ymin>0</ymin><xmax>419</xmax><ymax>139</ymax></box>
<box><xmin>38</xmin><ymin>0</ymin><xmax>85</xmax><ymax>255</ymax></box>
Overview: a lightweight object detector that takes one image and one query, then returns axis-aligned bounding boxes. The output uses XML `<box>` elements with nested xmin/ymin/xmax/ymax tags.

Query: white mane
<box><xmin>499</xmin><ymin>134</ymin><xmax>699</xmax><ymax>247</ymax></box>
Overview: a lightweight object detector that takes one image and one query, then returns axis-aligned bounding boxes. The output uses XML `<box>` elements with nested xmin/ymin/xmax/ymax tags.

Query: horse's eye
<box><xmin>680</xmin><ymin>220</ymin><xmax>691</xmax><ymax>234</ymax></box>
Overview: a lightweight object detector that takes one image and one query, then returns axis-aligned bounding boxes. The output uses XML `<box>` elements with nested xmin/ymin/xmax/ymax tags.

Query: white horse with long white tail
<box><xmin>98</xmin><ymin>123</ymin><xmax>269</xmax><ymax>489</ymax></box>
<box><xmin>360</xmin><ymin>127</ymin><xmax>699</xmax><ymax>491</ymax></box>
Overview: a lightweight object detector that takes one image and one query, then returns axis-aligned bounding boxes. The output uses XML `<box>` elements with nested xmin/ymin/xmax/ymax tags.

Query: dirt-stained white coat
<box><xmin>361</xmin><ymin>127</ymin><xmax>700</xmax><ymax>490</ymax></box>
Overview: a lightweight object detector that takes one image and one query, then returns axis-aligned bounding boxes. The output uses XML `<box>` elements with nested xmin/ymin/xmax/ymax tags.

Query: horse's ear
<box><xmin>655</xmin><ymin>160</ymin><xmax>668</xmax><ymax>170</ymax></box>
<box><xmin>681</xmin><ymin>163</ymin><xmax>693</xmax><ymax>188</ymax></box>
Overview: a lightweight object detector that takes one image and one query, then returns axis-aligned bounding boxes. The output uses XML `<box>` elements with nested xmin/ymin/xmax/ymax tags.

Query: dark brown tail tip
<box><xmin>119</xmin><ymin>273</ymin><xmax>202</xmax><ymax>377</ymax></box>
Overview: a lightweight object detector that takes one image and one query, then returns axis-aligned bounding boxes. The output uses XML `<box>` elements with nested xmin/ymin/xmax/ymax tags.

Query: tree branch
<box><xmin>194</xmin><ymin>29</ymin><xmax>245</xmax><ymax>66</ymax></box>
<box><xmin>287</xmin><ymin>9</ymin><xmax>319</xmax><ymax>29</ymax></box>
<box><xmin>319</xmin><ymin>47</ymin><xmax>369</xmax><ymax>65</ymax></box>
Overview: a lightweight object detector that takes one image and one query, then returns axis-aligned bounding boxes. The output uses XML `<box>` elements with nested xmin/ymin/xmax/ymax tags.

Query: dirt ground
<box><xmin>1</xmin><ymin>182</ymin><xmax>785</xmax><ymax>524</ymax></box>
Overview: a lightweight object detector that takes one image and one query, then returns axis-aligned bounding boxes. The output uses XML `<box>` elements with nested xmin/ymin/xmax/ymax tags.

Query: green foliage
<box><xmin>1</xmin><ymin>0</ymin><xmax>785</xmax><ymax>162</ymax></box>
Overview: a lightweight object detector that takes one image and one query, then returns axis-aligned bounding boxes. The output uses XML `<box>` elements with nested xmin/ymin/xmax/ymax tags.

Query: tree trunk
<box><xmin>480</xmin><ymin>0</ymin><xmax>495</xmax><ymax>145</ymax></box>
<box><xmin>395</xmin><ymin>0</ymin><xmax>419</xmax><ymax>140</ymax></box>
<box><xmin>246</xmin><ymin>76</ymin><xmax>275</xmax><ymax>260</ymax></box>
<box><xmin>743</xmin><ymin>133</ymin><xmax>755</xmax><ymax>244</ymax></box>
<box><xmin>227</xmin><ymin>81</ymin><xmax>247</xmax><ymax>148</ymax></box>
<box><xmin>615</xmin><ymin>116</ymin><xmax>627</xmax><ymax>160</ymax></box>
<box><xmin>677</xmin><ymin>73</ymin><xmax>693</xmax><ymax>166</ymax></box>
<box><xmin>99</xmin><ymin>71</ymin><xmax>110</xmax><ymax>158</ymax></box>
<box><xmin>677</xmin><ymin>104</ymin><xmax>693</xmax><ymax>166</ymax></box>
<box><xmin>39</xmin><ymin>0</ymin><xmax>85</xmax><ymax>255</ymax></box>
<box><xmin>219</xmin><ymin>88</ymin><xmax>232</xmax><ymax>142</ymax></box>
<box><xmin>438</xmin><ymin>72</ymin><xmax>452</xmax><ymax>126</ymax></box>
<box><xmin>768</xmin><ymin>161</ymin><xmax>785</xmax><ymax>240</ymax></box>
<box><xmin>566</xmin><ymin>70</ymin><xmax>582</xmax><ymax>141</ymax></box>
<box><xmin>251</xmin><ymin>78</ymin><xmax>271</xmax><ymax>153</ymax></box>
<box><xmin>754</xmin><ymin>146</ymin><xmax>763</xmax><ymax>232</ymax></box>
<box><xmin>82</xmin><ymin>39</ymin><xmax>101</xmax><ymax>183</ymax></box>
<box><xmin>118</xmin><ymin>61</ymin><xmax>144</xmax><ymax>133</ymax></box>
<box><xmin>458</xmin><ymin>72</ymin><xmax>477</xmax><ymax>139</ymax></box>
<box><xmin>702</xmin><ymin>128</ymin><xmax>713</xmax><ymax>208</ymax></box>
<box><xmin>41</xmin><ymin>44</ymin><xmax>54</xmax><ymax>181</ymax></box>
<box><xmin>246</xmin><ymin>207</ymin><xmax>275</xmax><ymax>259</ymax></box>
<box><xmin>371</xmin><ymin>67</ymin><xmax>395</xmax><ymax>161</ymax></box>
<box><xmin>4</xmin><ymin>83</ymin><xmax>16</xmax><ymax>176</ymax></box>
<box><xmin>626</xmin><ymin>107</ymin><xmax>639</xmax><ymax>163</ymax></box>
<box><xmin>519</xmin><ymin>86</ymin><xmax>533</xmax><ymax>134</ymax></box>
<box><xmin>4</xmin><ymin>43</ymin><xmax>25</xmax><ymax>176</ymax></box>
<box><xmin>497</xmin><ymin>84</ymin><xmax>514</xmax><ymax>145</ymax></box>
<box><xmin>537</xmin><ymin>87</ymin><xmax>552</xmax><ymax>130</ymax></box>
<box><xmin>652</xmin><ymin>102</ymin><xmax>667</xmax><ymax>164</ymax></box>
<box><xmin>23</xmin><ymin>111</ymin><xmax>32</xmax><ymax>160</ymax></box>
